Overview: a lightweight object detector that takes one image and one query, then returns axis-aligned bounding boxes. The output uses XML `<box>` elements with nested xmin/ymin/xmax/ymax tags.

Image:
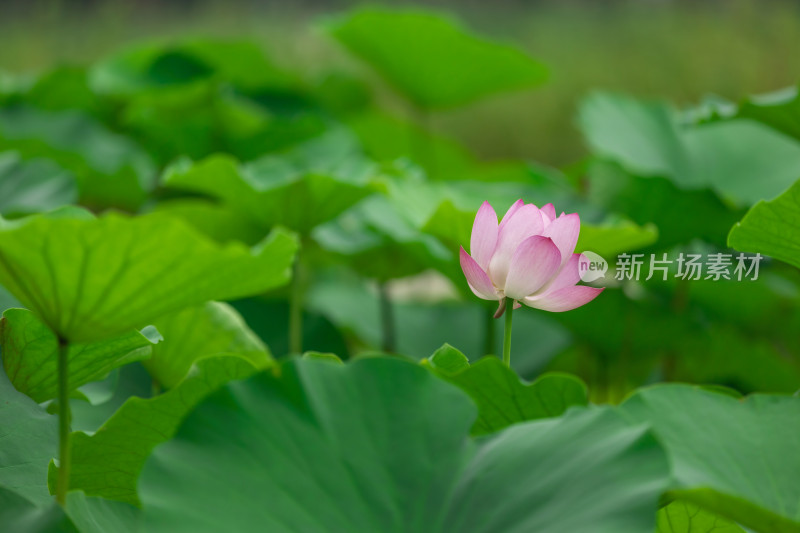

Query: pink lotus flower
<box><xmin>460</xmin><ymin>200</ymin><xmax>603</xmax><ymax>312</ymax></box>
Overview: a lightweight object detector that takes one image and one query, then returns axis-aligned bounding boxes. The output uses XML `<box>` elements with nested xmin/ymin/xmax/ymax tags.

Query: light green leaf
<box><xmin>620</xmin><ymin>385</ymin><xmax>800</xmax><ymax>532</ymax></box>
<box><xmin>0</xmin><ymin>151</ymin><xmax>77</xmax><ymax>217</ymax></box>
<box><xmin>0</xmin><ymin>308</ymin><xmax>159</xmax><ymax>403</ymax></box>
<box><xmin>162</xmin><ymin>131</ymin><xmax>376</xmax><ymax>235</ymax></box>
<box><xmin>139</xmin><ymin>357</ymin><xmax>669</xmax><ymax>533</ymax></box>
<box><xmin>144</xmin><ymin>301</ymin><xmax>270</xmax><ymax>390</ymax></box>
<box><xmin>728</xmin><ymin>178</ymin><xmax>800</xmax><ymax>269</ymax></box>
<box><xmin>576</xmin><ymin>219</ymin><xmax>659</xmax><ymax>259</ymax></box>
<box><xmin>326</xmin><ymin>7</ymin><xmax>547</xmax><ymax>109</ymax></box>
<box><xmin>579</xmin><ymin>92</ymin><xmax>800</xmax><ymax>207</ymax></box>
<box><xmin>657</xmin><ymin>501</ymin><xmax>746</xmax><ymax>533</ymax></box>
<box><xmin>0</xmin><ymin>362</ymin><xmax>57</xmax><ymax>505</ymax></box>
<box><xmin>53</xmin><ymin>355</ymin><xmax>259</xmax><ymax>506</ymax></box>
<box><xmin>0</xmin><ymin>210</ymin><xmax>298</xmax><ymax>342</ymax></box>
<box><xmin>426</xmin><ymin>344</ymin><xmax>588</xmax><ymax>435</ymax></box>
<box><xmin>0</xmin><ymin>107</ymin><xmax>155</xmax><ymax>211</ymax></box>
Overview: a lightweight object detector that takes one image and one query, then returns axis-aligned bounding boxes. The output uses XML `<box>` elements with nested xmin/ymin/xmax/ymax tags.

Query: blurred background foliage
<box><xmin>1</xmin><ymin>0</ymin><xmax>799</xmax><ymax>404</ymax></box>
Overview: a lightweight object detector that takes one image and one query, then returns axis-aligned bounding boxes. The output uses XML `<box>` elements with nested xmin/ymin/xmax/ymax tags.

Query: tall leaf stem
<box><xmin>378</xmin><ymin>281</ymin><xmax>396</xmax><ymax>353</ymax></box>
<box><xmin>288</xmin><ymin>252</ymin><xmax>303</xmax><ymax>355</ymax></box>
<box><xmin>56</xmin><ymin>336</ymin><xmax>71</xmax><ymax>505</ymax></box>
<box><xmin>502</xmin><ymin>298</ymin><xmax>514</xmax><ymax>366</ymax></box>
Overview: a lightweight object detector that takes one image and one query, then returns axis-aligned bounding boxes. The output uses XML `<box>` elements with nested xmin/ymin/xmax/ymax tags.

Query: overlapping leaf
<box><xmin>0</xmin><ymin>107</ymin><xmax>155</xmax><ymax>210</ymax></box>
<box><xmin>162</xmin><ymin>130</ymin><xmax>376</xmax><ymax>235</ymax></box>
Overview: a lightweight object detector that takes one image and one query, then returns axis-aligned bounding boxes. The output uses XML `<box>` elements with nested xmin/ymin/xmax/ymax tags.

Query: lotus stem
<box><xmin>502</xmin><ymin>297</ymin><xmax>514</xmax><ymax>367</ymax></box>
<box><xmin>56</xmin><ymin>336</ymin><xmax>71</xmax><ymax>505</ymax></box>
<box><xmin>289</xmin><ymin>252</ymin><xmax>303</xmax><ymax>355</ymax></box>
<box><xmin>379</xmin><ymin>281</ymin><xmax>396</xmax><ymax>353</ymax></box>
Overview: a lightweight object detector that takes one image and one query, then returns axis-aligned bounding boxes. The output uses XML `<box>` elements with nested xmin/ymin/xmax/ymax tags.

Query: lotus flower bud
<box><xmin>460</xmin><ymin>200</ymin><xmax>603</xmax><ymax>312</ymax></box>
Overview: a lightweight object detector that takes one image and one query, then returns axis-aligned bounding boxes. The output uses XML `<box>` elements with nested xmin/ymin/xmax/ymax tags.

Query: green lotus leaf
<box><xmin>0</xmin><ymin>308</ymin><xmax>160</xmax><ymax>403</ymax></box>
<box><xmin>0</xmin><ymin>363</ymin><xmax>57</xmax><ymax>505</ymax></box>
<box><xmin>144</xmin><ymin>301</ymin><xmax>270</xmax><ymax>390</ymax></box>
<box><xmin>0</xmin><ymin>151</ymin><xmax>77</xmax><ymax>217</ymax></box>
<box><xmin>0</xmin><ymin>210</ymin><xmax>297</xmax><ymax>342</ymax></box>
<box><xmin>139</xmin><ymin>357</ymin><xmax>669</xmax><ymax>533</ymax></box>
<box><xmin>425</xmin><ymin>344</ymin><xmax>588</xmax><ymax>435</ymax></box>
<box><xmin>326</xmin><ymin>7</ymin><xmax>547</xmax><ymax>109</ymax></box>
<box><xmin>620</xmin><ymin>385</ymin><xmax>800</xmax><ymax>532</ymax></box>
<box><xmin>728</xmin><ymin>178</ymin><xmax>800</xmax><ymax>270</ymax></box>
<box><xmin>53</xmin><ymin>354</ymin><xmax>260</xmax><ymax>505</ymax></box>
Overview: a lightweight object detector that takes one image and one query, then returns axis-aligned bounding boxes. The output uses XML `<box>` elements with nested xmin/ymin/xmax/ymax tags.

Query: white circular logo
<box><xmin>578</xmin><ymin>251</ymin><xmax>608</xmax><ymax>282</ymax></box>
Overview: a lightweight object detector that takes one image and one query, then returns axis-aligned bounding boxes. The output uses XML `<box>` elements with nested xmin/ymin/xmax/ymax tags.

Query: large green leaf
<box><xmin>144</xmin><ymin>301</ymin><xmax>270</xmax><ymax>389</ymax></box>
<box><xmin>326</xmin><ymin>7</ymin><xmax>547</xmax><ymax>109</ymax></box>
<box><xmin>620</xmin><ymin>385</ymin><xmax>800</xmax><ymax>532</ymax></box>
<box><xmin>425</xmin><ymin>344</ymin><xmax>588</xmax><ymax>435</ymax></box>
<box><xmin>0</xmin><ymin>107</ymin><xmax>155</xmax><ymax>210</ymax></box>
<box><xmin>161</xmin><ymin>131</ymin><xmax>376</xmax><ymax>235</ymax></box>
<box><xmin>139</xmin><ymin>357</ymin><xmax>669</xmax><ymax>533</ymax></box>
<box><xmin>0</xmin><ymin>210</ymin><xmax>297</xmax><ymax>342</ymax></box>
<box><xmin>579</xmin><ymin>92</ymin><xmax>800</xmax><ymax>207</ymax></box>
<box><xmin>0</xmin><ymin>151</ymin><xmax>77</xmax><ymax>217</ymax></box>
<box><xmin>0</xmin><ymin>362</ymin><xmax>57</xmax><ymax>505</ymax></box>
<box><xmin>0</xmin><ymin>308</ymin><xmax>160</xmax><ymax>403</ymax></box>
<box><xmin>728</xmin><ymin>178</ymin><xmax>800</xmax><ymax>269</ymax></box>
<box><xmin>54</xmin><ymin>355</ymin><xmax>259</xmax><ymax>506</ymax></box>
<box><xmin>657</xmin><ymin>501</ymin><xmax>745</xmax><ymax>533</ymax></box>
